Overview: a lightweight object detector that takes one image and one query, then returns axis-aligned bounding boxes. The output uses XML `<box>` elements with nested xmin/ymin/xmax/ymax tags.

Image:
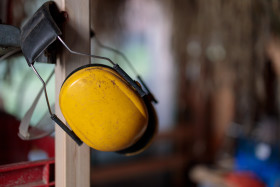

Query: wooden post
<box><xmin>54</xmin><ymin>0</ymin><xmax>90</xmax><ymax>186</ymax></box>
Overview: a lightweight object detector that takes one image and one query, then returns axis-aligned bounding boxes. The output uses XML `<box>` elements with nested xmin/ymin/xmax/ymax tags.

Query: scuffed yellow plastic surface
<box><xmin>59</xmin><ymin>66</ymin><xmax>148</xmax><ymax>151</ymax></box>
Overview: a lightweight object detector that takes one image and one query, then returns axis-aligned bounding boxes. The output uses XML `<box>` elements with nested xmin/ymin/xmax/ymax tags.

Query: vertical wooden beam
<box><xmin>54</xmin><ymin>0</ymin><xmax>90</xmax><ymax>186</ymax></box>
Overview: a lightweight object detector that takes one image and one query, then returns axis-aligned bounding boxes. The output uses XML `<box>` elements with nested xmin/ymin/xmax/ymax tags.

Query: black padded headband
<box><xmin>21</xmin><ymin>1</ymin><xmax>62</xmax><ymax>65</ymax></box>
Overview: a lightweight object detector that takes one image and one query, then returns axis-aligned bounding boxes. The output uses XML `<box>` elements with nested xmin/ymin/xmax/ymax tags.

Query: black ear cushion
<box><xmin>116</xmin><ymin>96</ymin><xmax>158</xmax><ymax>155</ymax></box>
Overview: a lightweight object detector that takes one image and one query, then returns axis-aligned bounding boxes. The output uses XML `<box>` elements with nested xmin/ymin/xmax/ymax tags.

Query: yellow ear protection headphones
<box><xmin>19</xmin><ymin>1</ymin><xmax>158</xmax><ymax>155</ymax></box>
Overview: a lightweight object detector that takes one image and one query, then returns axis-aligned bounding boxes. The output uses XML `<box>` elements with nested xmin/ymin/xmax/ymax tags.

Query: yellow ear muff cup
<box><xmin>59</xmin><ymin>64</ymin><xmax>149</xmax><ymax>152</ymax></box>
<box><xmin>116</xmin><ymin>95</ymin><xmax>158</xmax><ymax>156</ymax></box>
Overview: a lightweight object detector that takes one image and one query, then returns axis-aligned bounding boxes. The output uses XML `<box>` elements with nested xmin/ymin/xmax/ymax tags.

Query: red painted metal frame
<box><xmin>0</xmin><ymin>159</ymin><xmax>55</xmax><ymax>186</ymax></box>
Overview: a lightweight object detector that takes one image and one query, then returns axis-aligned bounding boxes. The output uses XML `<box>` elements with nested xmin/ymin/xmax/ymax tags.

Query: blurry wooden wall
<box><xmin>172</xmin><ymin>0</ymin><xmax>280</xmax><ymax>163</ymax></box>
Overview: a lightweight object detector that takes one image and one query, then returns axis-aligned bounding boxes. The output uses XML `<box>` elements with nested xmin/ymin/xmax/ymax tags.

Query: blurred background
<box><xmin>2</xmin><ymin>0</ymin><xmax>280</xmax><ymax>186</ymax></box>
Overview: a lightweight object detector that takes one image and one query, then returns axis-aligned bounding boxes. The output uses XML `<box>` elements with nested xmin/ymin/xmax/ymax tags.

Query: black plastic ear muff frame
<box><xmin>19</xmin><ymin>1</ymin><xmax>158</xmax><ymax>154</ymax></box>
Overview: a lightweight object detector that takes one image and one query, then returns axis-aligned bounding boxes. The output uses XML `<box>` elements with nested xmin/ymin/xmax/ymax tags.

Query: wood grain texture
<box><xmin>54</xmin><ymin>0</ymin><xmax>90</xmax><ymax>186</ymax></box>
